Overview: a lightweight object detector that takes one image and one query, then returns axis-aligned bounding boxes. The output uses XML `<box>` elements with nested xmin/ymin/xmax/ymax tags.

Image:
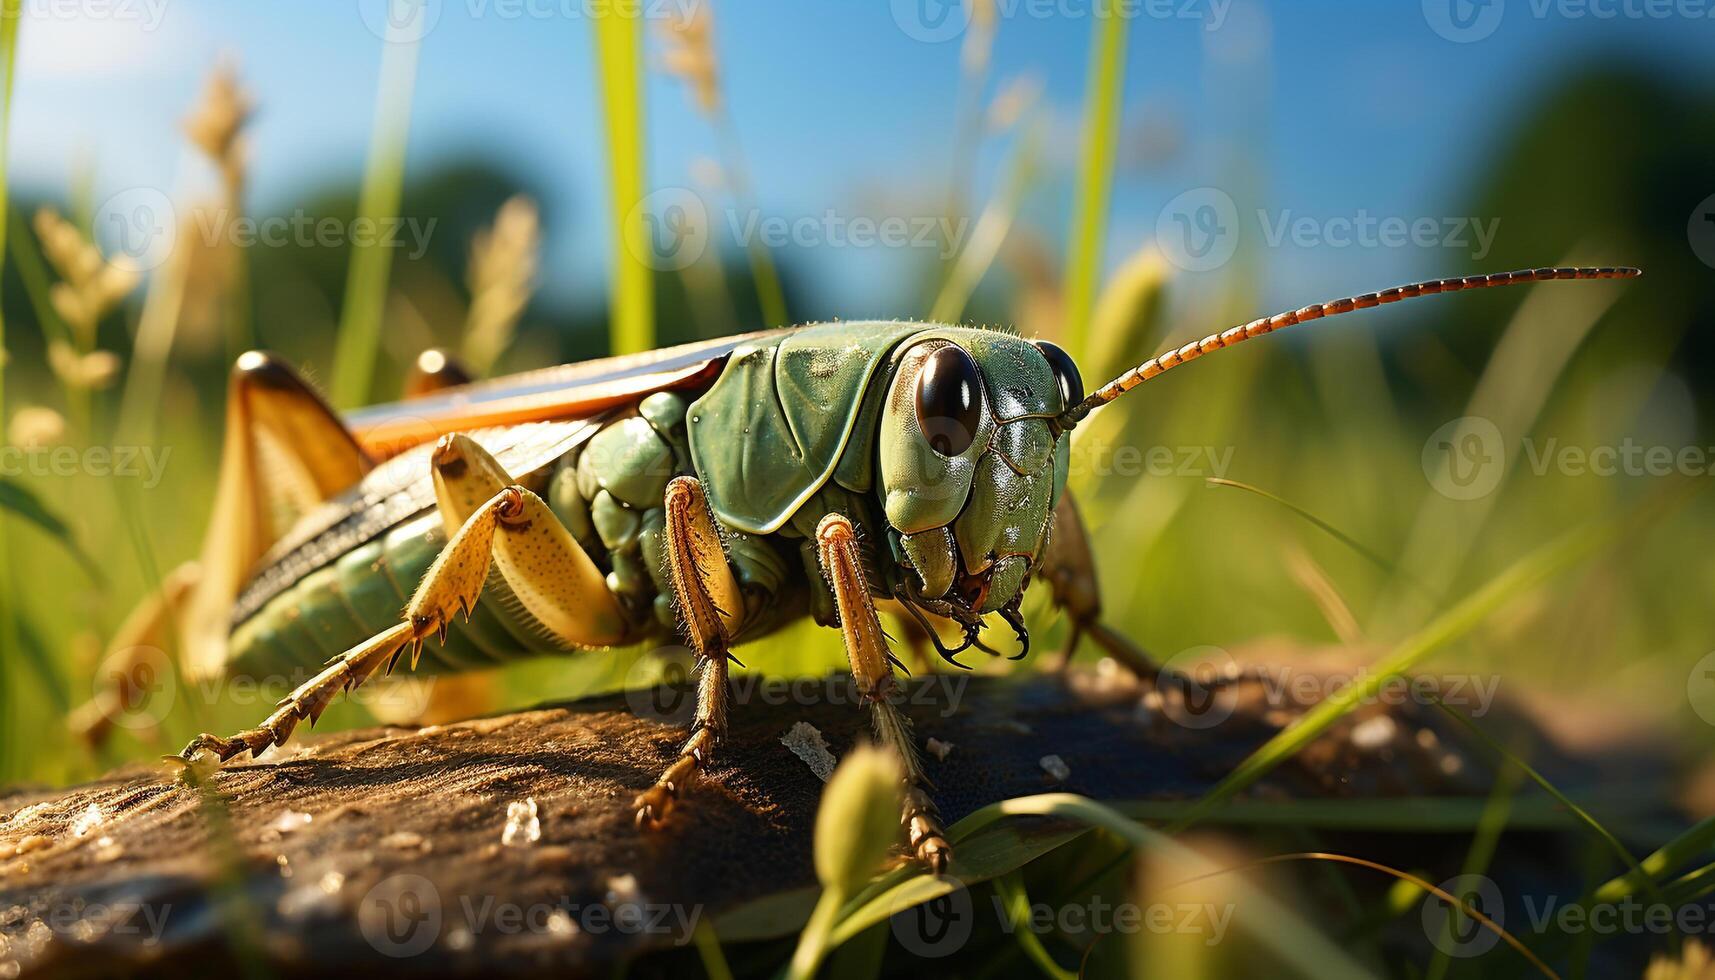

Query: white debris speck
<box><xmin>544</xmin><ymin>909</ymin><xmax>577</xmax><ymax>939</ymax></box>
<box><xmin>379</xmin><ymin>831</ymin><xmax>427</xmax><ymax>851</ymax></box>
<box><xmin>925</xmin><ymin>738</ymin><xmax>955</xmax><ymax>762</ymax></box>
<box><xmin>69</xmin><ymin>804</ymin><xmax>103</xmax><ymax>839</ymax></box>
<box><xmin>270</xmin><ymin>810</ymin><xmax>313</xmax><ymax>835</ymax></box>
<box><xmin>93</xmin><ymin>836</ymin><xmax>124</xmax><ymax>863</ymax></box>
<box><xmin>605</xmin><ymin>873</ymin><xmax>641</xmax><ymax>905</ymax></box>
<box><xmin>780</xmin><ymin>722</ymin><xmax>837</xmax><ymax>781</ymax></box>
<box><xmin>502</xmin><ymin>798</ymin><xmax>541</xmax><ymax>847</ymax></box>
<box><xmin>1040</xmin><ymin>755</ymin><xmax>1071</xmax><ymax>783</ymax></box>
<box><xmin>7</xmin><ymin>804</ymin><xmax>52</xmax><ymax>827</ymax></box>
<box><xmin>445</xmin><ymin>925</ymin><xmax>474</xmax><ymax>952</ymax></box>
<box><xmin>1350</xmin><ymin>715</ymin><xmax>1397</xmax><ymax>751</ymax></box>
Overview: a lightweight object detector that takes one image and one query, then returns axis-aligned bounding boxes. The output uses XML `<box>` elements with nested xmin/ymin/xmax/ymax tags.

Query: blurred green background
<box><xmin>0</xmin><ymin>1</ymin><xmax>1713</xmax><ymax>965</ymax></box>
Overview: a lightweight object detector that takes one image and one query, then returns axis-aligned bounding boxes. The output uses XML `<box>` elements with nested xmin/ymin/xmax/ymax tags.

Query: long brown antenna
<box><xmin>1058</xmin><ymin>266</ymin><xmax>1641</xmax><ymax>429</ymax></box>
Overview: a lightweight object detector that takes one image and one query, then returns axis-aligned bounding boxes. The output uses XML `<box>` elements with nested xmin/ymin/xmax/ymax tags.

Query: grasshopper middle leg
<box><xmin>634</xmin><ymin>477</ymin><xmax>744</xmax><ymax>826</ymax></box>
<box><xmin>816</xmin><ymin>513</ymin><xmax>951</xmax><ymax>875</ymax></box>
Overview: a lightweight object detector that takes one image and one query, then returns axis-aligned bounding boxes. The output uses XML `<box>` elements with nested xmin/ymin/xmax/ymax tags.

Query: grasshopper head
<box><xmin>877</xmin><ymin>331</ymin><xmax>1080</xmax><ymax>648</ymax></box>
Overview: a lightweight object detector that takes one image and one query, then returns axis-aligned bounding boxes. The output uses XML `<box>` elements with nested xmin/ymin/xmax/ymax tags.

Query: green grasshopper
<box><xmin>85</xmin><ymin>266</ymin><xmax>1636</xmax><ymax>872</ymax></box>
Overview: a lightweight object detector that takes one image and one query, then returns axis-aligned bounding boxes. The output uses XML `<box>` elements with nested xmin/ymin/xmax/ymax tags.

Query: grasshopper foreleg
<box><xmin>634</xmin><ymin>477</ymin><xmax>742</xmax><ymax>827</ymax></box>
<box><xmin>816</xmin><ymin>513</ymin><xmax>951</xmax><ymax>876</ymax></box>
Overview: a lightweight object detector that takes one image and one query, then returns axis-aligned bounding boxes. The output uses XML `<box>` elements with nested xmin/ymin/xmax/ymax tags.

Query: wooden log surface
<box><xmin>0</xmin><ymin>660</ymin><xmax>1679</xmax><ymax>978</ymax></box>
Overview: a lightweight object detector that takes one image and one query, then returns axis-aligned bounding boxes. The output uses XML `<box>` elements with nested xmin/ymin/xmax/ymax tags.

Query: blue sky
<box><xmin>11</xmin><ymin>0</ymin><xmax>1713</xmax><ymax>318</ymax></box>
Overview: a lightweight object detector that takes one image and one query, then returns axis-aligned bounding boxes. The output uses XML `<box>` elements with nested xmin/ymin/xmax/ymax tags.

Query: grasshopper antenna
<box><xmin>1057</xmin><ymin>266</ymin><xmax>1641</xmax><ymax>430</ymax></box>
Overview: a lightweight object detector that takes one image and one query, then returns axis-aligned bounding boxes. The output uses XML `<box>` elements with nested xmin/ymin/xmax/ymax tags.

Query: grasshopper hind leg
<box><xmin>176</xmin><ymin>433</ymin><xmax>628</xmax><ymax>765</ymax></box>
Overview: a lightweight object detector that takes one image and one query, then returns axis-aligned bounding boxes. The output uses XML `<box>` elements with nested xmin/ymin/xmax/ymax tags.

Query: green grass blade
<box><xmin>0</xmin><ymin>0</ymin><xmax>21</xmax><ymax>781</ymax></box>
<box><xmin>1425</xmin><ymin>737</ymin><xmax>1526</xmax><ymax>980</ymax></box>
<box><xmin>1205</xmin><ymin>477</ymin><xmax>1403</xmax><ymax>579</ymax></box>
<box><xmin>330</xmin><ymin>15</ymin><xmax>423</xmax><ymax>408</ymax></box>
<box><xmin>0</xmin><ymin>478</ymin><xmax>104</xmax><ymax>584</ymax></box>
<box><xmin>853</xmin><ymin>795</ymin><xmax>1377</xmax><ymax>980</ymax></box>
<box><xmin>594</xmin><ymin>9</ymin><xmax>652</xmax><ymax>353</ymax></box>
<box><xmin>1590</xmin><ymin>814</ymin><xmax>1715</xmax><ymax>905</ymax></box>
<box><xmin>929</xmin><ymin>120</ymin><xmax>1041</xmax><ymax>324</ymax></box>
<box><xmin>1657</xmin><ymin>860</ymin><xmax>1715</xmax><ymax>908</ymax></box>
<box><xmin>1430</xmin><ymin>698</ymin><xmax>1663</xmax><ymax>912</ymax></box>
<box><xmin>1165</xmin><ymin>519</ymin><xmax>1623</xmax><ymax>836</ymax></box>
<box><xmin>691</xmin><ymin>919</ymin><xmax>735</xmax><ymax>980</ymax></box>
<box><xmin>1060</xmin><ymin>7</ymin><xmax>1130</xmax><ymax>358</ymax></box>
<box><xmin>994</xmin><ymin>872</ymin><xmax>1077</xmax><ymax>980</ymax></box>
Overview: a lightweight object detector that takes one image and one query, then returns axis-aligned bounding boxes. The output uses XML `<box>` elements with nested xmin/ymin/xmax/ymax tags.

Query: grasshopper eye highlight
<box><xmin>1036</xmin><ymin>341</ymin><xmax>1083</xmax><ymax>413</ymax></box>
<box><xmin>915</xmin><ymin>345</ymin><xmax>983</xmax><ymax>457</ymax></box>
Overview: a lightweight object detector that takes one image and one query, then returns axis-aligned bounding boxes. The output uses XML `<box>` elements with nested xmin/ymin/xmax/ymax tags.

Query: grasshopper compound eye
<box><xmin>1035</xmin><ymin>340</ymin><xmax>1083</xmax><ymax>414</ymax></box>
<box><xmin>915</xmin><ymin>344</ymin><xmax>984</xmax><ymax>456</ymax></box>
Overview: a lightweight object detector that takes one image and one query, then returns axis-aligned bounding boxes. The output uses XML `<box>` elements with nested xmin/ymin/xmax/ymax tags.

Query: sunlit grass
<box><xmin>0</xmin><ymin>0</ymin><xmax>22</xmax><ymax>783</ymax></box>
<box><xmin>1059</xmin><ymin>5</ymin><xmax>1129</xmax><ymax>359</ymax></box>
<box><xmin>329</xmin><ymin>14</ymin><xmax>423</xmax><ymax>408</ymax></box>
<box><xmin>594</xmin><ymin>7</ymin><xmax>653</xmax><ymax>353</ymax></box>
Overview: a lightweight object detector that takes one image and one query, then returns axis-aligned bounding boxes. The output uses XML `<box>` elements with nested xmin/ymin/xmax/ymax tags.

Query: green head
<box><xmin>876</xmin><ymin>328</ymin><xmax>1081</xmax><ymax>629</ymax></box>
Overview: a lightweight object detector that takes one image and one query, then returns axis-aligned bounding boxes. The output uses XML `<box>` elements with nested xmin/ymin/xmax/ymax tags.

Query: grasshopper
<box><xmin>83</xmin><ymin>266</ymin><xmax>1636</xmax><ymax>872</ymax></box>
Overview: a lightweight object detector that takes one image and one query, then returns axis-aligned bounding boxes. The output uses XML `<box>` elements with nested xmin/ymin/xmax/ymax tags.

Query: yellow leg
<box><xmin>634</xmin><ymin>477</ymin><xmax>743</xmax><ymax>826</ymax></box>
<box><xmin>816</xmin><ymin>513</ymin><xmax>951</xmax><ymax>875</ymax></box>
<box><xmin>175</xmin><ymin>434</ymin><xmax>623</xmax><ymax>765</ymax></box>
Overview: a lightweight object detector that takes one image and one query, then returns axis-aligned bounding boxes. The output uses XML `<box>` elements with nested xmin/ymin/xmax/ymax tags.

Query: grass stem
<box><xmin>330</xmin><ymin>16</ymin><xmax>422</xmax><ymax>407</ymax></box>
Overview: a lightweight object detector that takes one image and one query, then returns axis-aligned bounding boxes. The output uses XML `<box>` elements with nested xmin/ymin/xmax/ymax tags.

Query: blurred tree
<box><xmin>1432</xmin><ymin>67</ymin><xmax>1715</xmax><ymax>413</ymax></box>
